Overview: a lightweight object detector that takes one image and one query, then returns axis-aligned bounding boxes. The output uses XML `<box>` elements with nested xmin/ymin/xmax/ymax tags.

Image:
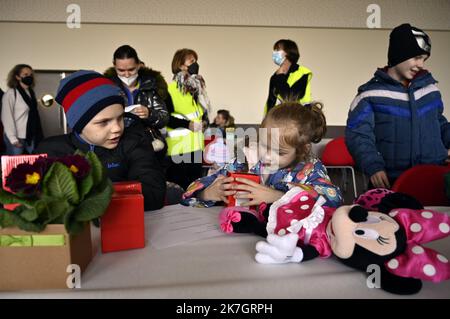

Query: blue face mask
<box><xmin>272</xmin><ymin>51</ymin><xmax>286</xmax><ymax>66</ymax></box>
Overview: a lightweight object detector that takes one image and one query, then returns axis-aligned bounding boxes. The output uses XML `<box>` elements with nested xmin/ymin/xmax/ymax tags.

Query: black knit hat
<box><xmin>388</xmin><ymin>23</ymin><xmax>431</xmax><ymax>67</ymax></box>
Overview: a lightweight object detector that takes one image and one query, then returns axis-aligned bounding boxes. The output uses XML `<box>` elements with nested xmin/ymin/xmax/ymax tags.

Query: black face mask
<box><xmin>21</xmin><ymin>76</ymin><xmax>34</xmax><ymax>86</ymax></box>
<box><xmin>187</xmin><ymin>62</ymin><xmax>199</xmax><ymax>75</ymax></box>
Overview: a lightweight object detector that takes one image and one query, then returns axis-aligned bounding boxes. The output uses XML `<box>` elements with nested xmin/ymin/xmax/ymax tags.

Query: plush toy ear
<box><xmin>354</xmin><ymin>188</ymin><xmax>394</xmax><ymax>211</ymax></box>
<box><xmin>378</xmin><ymin>192</ymin><xmax>424</xmax><ymax>213</ymax></box>
<box><xmin>379</xmin><ymin>266</ymin><xmax>422</xmax><ymax>295</ymax></box>
<box><xmin>348</xmin><ymin>205</ymin><xmax>368</xmax><ymax>223</ymax></box>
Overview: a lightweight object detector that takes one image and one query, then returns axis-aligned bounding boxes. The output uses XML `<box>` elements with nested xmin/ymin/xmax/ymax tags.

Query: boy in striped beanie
<box><xmin>35</xmin><ymin>70</ymin><xmax>166</xmax><ymax>211</ymax></box>
<box><xmin>55</xmin><ymin>70</ymin><xmax>125</xmax><ymax>148</ymax></box>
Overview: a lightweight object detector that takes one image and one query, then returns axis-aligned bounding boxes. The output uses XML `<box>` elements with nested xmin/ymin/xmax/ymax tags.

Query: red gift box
<box><xmin>1</xmin><ymin>154</ymin><xmax>48</xmax><ymax>210</ymax></box>
<box><xmin>100</xmin><ymin>181</ymin><xmax>145</xmax><ymax>253</ymax></box>
<box><xmin>227</xmin><ymin>172</ymin><xmax>261</xmax><ymax>207</ymax></box>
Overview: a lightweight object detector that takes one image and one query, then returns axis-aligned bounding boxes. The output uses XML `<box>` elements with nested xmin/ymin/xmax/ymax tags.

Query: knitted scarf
<box><xmin>16</xmin><ymin>85</ymin><xmax>43</xmax><ymax>147</ymax></box>
<box><xmin>174</xmin><ymin>72</ymin><xmax>211</xmax><ymax>116</ymax></box>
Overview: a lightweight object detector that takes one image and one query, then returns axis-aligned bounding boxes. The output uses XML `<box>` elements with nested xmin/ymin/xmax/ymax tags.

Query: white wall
<box><xmin>1</xmin><ymin>0</ymin><xmax>449</xmax><ymax>30</ymax></box>
<box><xmin>1</xmin><ymin>0</ymin><xmax>449</xmax><ymax>124</ymax></box>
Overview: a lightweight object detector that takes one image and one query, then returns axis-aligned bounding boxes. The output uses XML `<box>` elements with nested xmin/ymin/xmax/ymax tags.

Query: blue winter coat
<box><xmin>346</xmin><ymin>69</ymin><xmax>450</xmax><ymax>179</ymax></box>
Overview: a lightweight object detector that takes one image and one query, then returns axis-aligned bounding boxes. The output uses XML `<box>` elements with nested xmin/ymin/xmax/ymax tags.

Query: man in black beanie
<box><xmin>346</xmin><ymin>23</ymin><xmax>450</xmax><ymax>190</ymax></box>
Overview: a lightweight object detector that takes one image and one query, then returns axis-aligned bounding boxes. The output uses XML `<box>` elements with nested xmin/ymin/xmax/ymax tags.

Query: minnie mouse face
<box><xmin>327</xmin><ymin>205</ymin><xmax>400</xmax><ymax>259</ymax></box>
<box><xmin>326</xmin><ymin>200</ymin><xmax>449</xmax><ymax>294</ymax></box>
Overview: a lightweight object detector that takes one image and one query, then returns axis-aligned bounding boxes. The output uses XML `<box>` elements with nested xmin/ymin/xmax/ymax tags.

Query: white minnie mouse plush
<box><xmin>255</xmin><ymin>187</ymin><xmax>450</xmax><ymax>295</ymax></box>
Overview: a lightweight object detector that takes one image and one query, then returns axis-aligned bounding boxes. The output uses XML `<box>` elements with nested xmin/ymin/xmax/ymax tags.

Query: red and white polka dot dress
<box><xmin>385</xmin><ymin>208</ymin><xmax>450</xmax><ymax>282</ymax></box>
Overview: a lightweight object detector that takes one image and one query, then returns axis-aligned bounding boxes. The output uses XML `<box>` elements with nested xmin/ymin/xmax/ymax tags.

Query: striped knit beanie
<box><xmin>55</xmin><ymin>70</ymin><xmax>124</xmax><ymax>132</ymax></box>
<box><xmin>388</xmin><ymin>23</ymin><xmax>431</xmax><ymax>67</ymax></box>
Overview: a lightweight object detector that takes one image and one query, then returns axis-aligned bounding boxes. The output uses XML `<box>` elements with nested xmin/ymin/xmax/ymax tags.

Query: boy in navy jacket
<box><xmin>346</xmin><ymin>23</ymin><xmax>450</xmax><ymax>189</ymax></box>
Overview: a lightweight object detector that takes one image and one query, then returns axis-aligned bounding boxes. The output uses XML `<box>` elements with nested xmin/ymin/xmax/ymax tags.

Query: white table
<box><xmin>1</xmin><ymin>206</ymin><xmax>450</xmax><ymax>299</ymax></box>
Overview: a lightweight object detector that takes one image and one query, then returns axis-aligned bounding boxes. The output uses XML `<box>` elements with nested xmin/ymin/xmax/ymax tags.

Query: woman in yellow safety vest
<box><xmin>265</xmin><ymin>39</ymin><xmax>312</xmax><ymax>114</ymax></box>
<box><xmin>165</xmin><ymin>48</ymin><xmax>211</xmax><ymax>190</ymax></box>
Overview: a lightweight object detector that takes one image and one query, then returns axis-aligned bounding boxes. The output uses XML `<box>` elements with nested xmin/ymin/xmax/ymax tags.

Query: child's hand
<box><xmin>232</xmin><ymin>177</ymin><xmax>284</xmax><ymax>206</ymax></box>
<box><xmin>199</xmin><ymin>175</ymin><xmax>235</xmax><ymax>203</ymax></box>
<box><xmin>370</xmin><ymin>170</ymin><xmax>391</xmax><ymax>189</ymax></box>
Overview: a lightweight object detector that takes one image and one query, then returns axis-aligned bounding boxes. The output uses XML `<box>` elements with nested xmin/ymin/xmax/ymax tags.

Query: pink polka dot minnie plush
<box><xmin>252</xmin><ymin>188</ymin><xmax>450</xmax><ymax>295</ymax></box>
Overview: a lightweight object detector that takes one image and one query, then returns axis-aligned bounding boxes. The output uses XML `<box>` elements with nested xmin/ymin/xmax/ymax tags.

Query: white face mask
<box><xmin>118</xmin><ymin>73</ymin><xmax>138</xmax><ymax>86</ymax></box>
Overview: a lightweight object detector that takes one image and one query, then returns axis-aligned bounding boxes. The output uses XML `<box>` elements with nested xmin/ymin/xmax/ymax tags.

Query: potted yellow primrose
<box><xmin>0</xmin><ymin>151</ymin><xmax>113</xmax><ymax>290</ymax></box>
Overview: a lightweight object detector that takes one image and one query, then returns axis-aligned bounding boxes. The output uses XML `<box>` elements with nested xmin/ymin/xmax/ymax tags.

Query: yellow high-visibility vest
<box><xmin>166</xmin><ymin>81</ymin><xmax>204</xmax><ymax>156</ymax></box>
<box><xmin>264</xmin><ymin>66</ymin><xmax>313</xmax><ymax>114</ymax></box>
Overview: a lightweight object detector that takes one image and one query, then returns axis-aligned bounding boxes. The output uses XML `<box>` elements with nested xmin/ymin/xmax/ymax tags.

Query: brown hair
<box><xmin>226</xmin><ymin>115</ymin><xmax>235</xmax><ymax>128</ymax></box>
<box><xmin>217</xmin><ymin>109</ymin><xmax>235</xmax><ymax>128</ymax></box>
<box><xmin>273</xmin><ymin>39</ymin><xmax>300</xmax><ymax>64</ymax></box>
<box><xmin>171</xmin><ymin>48</ymin><xmax>198</xmax><ymax>74</ymax></box>
<box><xmin>261</xmin><ymin>101</ymin><xmax>327</xmax><ymax>163</ymax></box>
<box><xmin>7</xmin><ymin>64</ymin><xmax>33</xmax><ymax>88</ymax></box>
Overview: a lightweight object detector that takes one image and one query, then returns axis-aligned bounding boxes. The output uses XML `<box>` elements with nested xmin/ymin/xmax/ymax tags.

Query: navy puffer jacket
<box><xmin>345</xmin><ymin>69</ymin><xmax>450</xmax><ymax>179</ymax></box>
